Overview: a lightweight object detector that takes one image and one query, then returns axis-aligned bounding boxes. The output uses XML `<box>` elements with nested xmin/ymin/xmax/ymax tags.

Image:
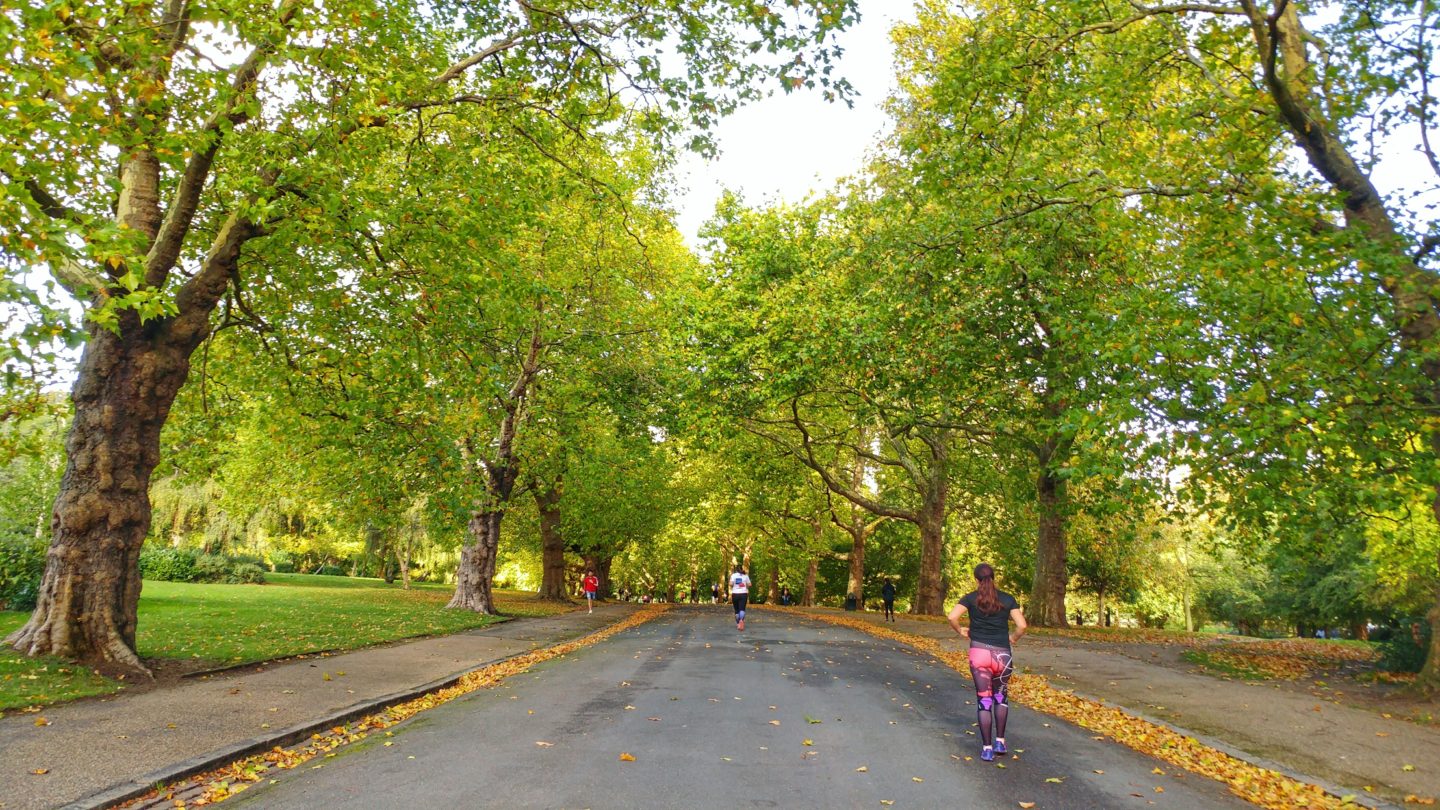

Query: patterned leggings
<box><xmin>968</xmin><ymin>641</ymin><xmax>1013</xmax><ymax>746</ymax></box>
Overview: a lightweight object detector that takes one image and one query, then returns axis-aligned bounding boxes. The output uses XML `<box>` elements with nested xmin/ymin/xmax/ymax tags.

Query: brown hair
<box><xmin>974</xmin><ymin>563</ymin><xmax>1000</xmax><ymax>614</ymax></box>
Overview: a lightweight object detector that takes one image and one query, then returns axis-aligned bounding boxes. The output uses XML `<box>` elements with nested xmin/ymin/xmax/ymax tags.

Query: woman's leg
<box><xmin>993</xmin><ymin>647</ymin><xmax>1015</xmax><ymax>745</ymax></box>
<box><xmin>967</xmin><ymin>645</ymin><xmax>998</xmax><ymax>749</ymax></box>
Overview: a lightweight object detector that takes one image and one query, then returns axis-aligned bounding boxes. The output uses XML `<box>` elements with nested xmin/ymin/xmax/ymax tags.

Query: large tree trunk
<box><xmin>803</xmin><ymin>557</ymin><xmax>818</xmax><ymax>607</ymax></box>
<box><xmin>915</xmin><ymin>517</ymin><xmax>946</xmax><ymax>615</ymax></box>
<box><xmin>768</xmin><ymin>565</ymin><xmax>780</xmax><ymax>603</ymax></box>
<box><xmin>535</xmin><ymin>484</ymin><xmax>567</xmax><ymax>601</ymax></box>
<box><xmin>448</xmin><ymin>511</ymin><xmax>500</xmax><ymax>613</ymax></box>
<box><xmin>846</xmin><ymin>530</ymin><xmax>866</xmax><ymax>609</ymax></box>
<box><xmin>1028</xmin><ymin>465</ymin><xmax>1069</xmax><ymax>627</ymax></box>
<box><xmin>6</xmin><ymin>314</ymin><xmax>200</xmax><ymax>673</ymax></box>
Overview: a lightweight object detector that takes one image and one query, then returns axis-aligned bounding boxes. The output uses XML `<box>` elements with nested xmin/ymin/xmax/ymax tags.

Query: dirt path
<box><xmin>810</xmin><ymin>609</ymin><xmax>1440</xmax><ymax>806</ymax></box>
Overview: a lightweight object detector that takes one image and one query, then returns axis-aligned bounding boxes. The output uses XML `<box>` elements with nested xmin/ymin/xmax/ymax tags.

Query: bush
<box><xmin>1379</xmin><ymin>619</ymin><xmax>1433</xmax><ymax>674</ymax></box>
<box><xmin>314</xmin><ymin>564</ymin><xmax>348</xmax><ymax>577</ymax></box>
<box><xmin>226</xmin><ymin>562</ymin><xmax>267</xmax><ymax>585</ymax></box>
<box><xmin>0</xmin><ymin>536</ymin><xmax>46</xmax><ymax>611</ymax></box>
<box><xmin>140</xmin><ymin>547</ymin><xmax>199</xmax><ymax>583</ymax></box>
<box><xmin>141</xmin><ymin>547</ymin><xmax>265</xmax><ymax>585</ymax></box>
<box><xmin>266</xmin><ymin>550</ymin><xmax>297</xmax><ymax>573</ymax></box>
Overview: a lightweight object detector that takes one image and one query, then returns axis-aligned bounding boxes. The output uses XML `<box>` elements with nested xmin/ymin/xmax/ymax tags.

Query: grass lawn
<box><xmin>1</xmin><ymin>575</ymin><xmax>576</xmax><ymax>713</ymax></box>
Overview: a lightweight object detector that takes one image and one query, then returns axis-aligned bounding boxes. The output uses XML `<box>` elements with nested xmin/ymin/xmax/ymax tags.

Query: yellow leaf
<box><xmin>30</xmin><ymin>768</ymin><xmax>49</xmax><ymax>775</ymax></box>
<box><xmin>803</xmin><ymin>739</ymin><xmax>813</xmax><ymax>746</ymax></box>
<box><xmin>855</xmin><ymin>766</ymin><xmax>868</xmax><ymax>772</ymax></box>
<box><xmin>323</xmin><ymin>673</ymin><xmax>332</xmax><ymax>681</ymax></box>
<box><xmin>880</xmin><ymin>802</ymin><xmax>895</xmax><ymax>806</ymax></box>
<box><xmin>1151</xmin><ymin>768</ymin><xmax>1164</xmax><ymax>775</ymax></box>
<box><xmin>1020</xmin><ymin>804</ymin><xmax>1036</xmax><ymax>809</ymax></box>
<box><xmin>768</xmin><ymin>720</ymin><xmax>781</xmax><ymax>726</ymax></box>
<box><xmin>624</xmin><ymin>705</ymin><xmax>636</xmax><ymax>710</ymax></box>
<box><xmin>1404</xmin><ymin>765</ymin><xmax>1417</xmax><ymax>772</ymax></box>
<box><xmin>912</xmin><ymin>776</ymin><xmax>924</xmax><ymax>783</ymax></box>
<box><xmin>619</xmin><ymin>753</ymin><xmax>636</xmax><ymax>762</ymax></box>
<box><xmin>34</xmin><ymin>717</ymin><xmax>50</xmax><ymax>727</ymax></box>
<box><xmin>1046</xmin><ymin>777</ymin><xmax>1064</xmax><ymax>783</ymax></box>
<box><xmin>535</xmin><ymin>741</ymin><xmax>553</xmax><ymax>747</ymax></box>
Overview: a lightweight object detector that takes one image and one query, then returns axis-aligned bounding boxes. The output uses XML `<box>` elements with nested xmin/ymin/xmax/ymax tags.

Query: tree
<box><xmin>3</xmin><ymin>0</ymin><xmax>858</xmax><ymax>672</ymax></box>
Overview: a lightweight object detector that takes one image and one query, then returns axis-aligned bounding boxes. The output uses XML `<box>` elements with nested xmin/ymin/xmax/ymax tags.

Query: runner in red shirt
<box><xmin>582</xmin><ymin>571</ymin><xmax>600</xmax><ymax>614</ymax></box>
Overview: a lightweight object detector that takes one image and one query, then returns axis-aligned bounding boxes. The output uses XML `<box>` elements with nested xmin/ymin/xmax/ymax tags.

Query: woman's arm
<box><xmin>947</xmin><ymin>601</ymin><xmax>970</xmax><ymax>638</ymax></box>
<box><xmin>1009</xmin><ymin>608</ymin><xmax>1027</xmax><ymax>645</ymax></box>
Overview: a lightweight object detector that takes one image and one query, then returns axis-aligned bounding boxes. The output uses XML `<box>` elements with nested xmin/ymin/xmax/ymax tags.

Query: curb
<box><xmin>64</xmin><ymin>611</ymin><xmax>632</xmax><ymax>810</ymax></box>
<box><xmin>798</xmin><ymin>610</ymin><xmax>1405</xmax><ymax>810</ymax></box>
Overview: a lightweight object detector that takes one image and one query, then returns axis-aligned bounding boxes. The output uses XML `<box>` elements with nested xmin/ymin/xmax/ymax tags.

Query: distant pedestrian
<box><xmin>779</xmin><ymin>586</ymin><xmax>793</xmax><ymax>606</ymax></box>
<box><xmin>711</xmin><ymin>582</ymin><xmax>720</xmax><ymax>604</ymax></box>
<box><xmin>582</xmin><ymin>570</ymin><xmax>600</xmax><ymax>614</ymax></box>
<box><xmin>729</xmin><ymin>566</ymin><xmax>751</xmax><ymax>631</ymax></box>
<box><xmin>881</xmin><ymin>578</ymin><xmax>896</xmax><ymax>622</ymax></box>
<box><xmin>947</xmin><ymin>563</ymin><xmax>1027</xmax><ymax>763</ymax></box>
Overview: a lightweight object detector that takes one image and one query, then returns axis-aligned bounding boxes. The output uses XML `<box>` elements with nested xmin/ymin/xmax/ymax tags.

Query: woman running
<box><xmin>947</xmin><ymin>563</ymin><xmax>1026</xmax><ymax>762</ymax></box>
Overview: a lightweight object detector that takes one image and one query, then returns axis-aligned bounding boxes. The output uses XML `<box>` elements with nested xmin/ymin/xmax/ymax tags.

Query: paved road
<box><xmin>230</xmin><ymin>607</ymin><xmax>1251</xmax><ymax>809</ymax></box>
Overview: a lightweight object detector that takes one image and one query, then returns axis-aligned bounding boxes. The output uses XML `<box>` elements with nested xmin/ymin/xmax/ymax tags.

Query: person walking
<box><xmin>582</xmin><ymin>570</ymin><xmax>600</xmax><ymax>614</ymax></box>
<box><xmin>729</xmin><ymin>566</ymin><xmax>751</xmax><ymax>631</ymax></box>
<box><xmin>947</xmin><ymin>563</ymin><xmax>1026</xmax><ymax>762</ymax></box>
<box><xmin>881</xmin><ymin>578</ymin><xmax>897</xmax><ymax>622</ymax></box>
<box><xmin>779</xmin><ymin>586</ymin><xmax>793</xmax><ymax>606</ymax></box>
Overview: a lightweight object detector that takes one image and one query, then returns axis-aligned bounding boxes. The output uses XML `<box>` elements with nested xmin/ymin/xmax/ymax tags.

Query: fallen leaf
<box><xmin>535</xmin><ymin>741</ymin><xmax>554</xmax><ymax>747</ymax></box>
<box><xmin>1093</xmin><ymin>770</ymin><xmax>1105</xmax><ymax>775</ymax></box>
<box><xmin>1046</xmin><ymin>777</ymin><xmax>1064</xmax><ymax>783</ymax></box>
<box><xmin>856</xmin><ymin>766</ymin><xmax>868</xmax><ymax>772</ymax></box>
<box><xmin>1019</xmin><ymin>804</ymin><xmax>1036</xmax><ymax>809</ymax></box>
<box><xmin>322</xmin><ymin>673</ymin><xmax>332</xmax><ymax>681</ymax></box>
<box><xmin>1152</xmin><ymin>768</ymin><xmax>1164</xmax><ymax>775</ymax></box>
<box><xmin>769</xmin><ymin>720</ymin><xmax>781</xmax><ymax>726</ymax></box>
<box><xmin>1404</xmin><ymin>764</ymin><xmax>1417</xmax><ymax>772</ymax></box>
<box><xmin>880</xmin><ymin>801</ymin><xmax>895</xmax><ymax>806</ymax></box>
<box><xmin>912</xmin><ymin>776</ymin><xmax>924</xmax><ymax>783</ymax></box>
<box><xmin>619</xmin><ymin>753</ymin><xmax>636</xmax><ymax>762</ymax></box>
<box><xmin>30</xmin><ymin>768</ymin><xmax>49</xmax><ymax>775</ymax></box>
<box><xmin>647</xmin><ymin>717</ymin><xmax>661</xmax><ymax>722</ymax></box>
<box><xmin>624</xmin><ymin>705</ymin><xmax>636</xmax><ymax>711</ymax></box>
<box><xmin>803</xmin><ymin>739</ymin><xmax>814</xmax><ymax>746</ymax></box>
<box><xmin>1155</xmin><ymin>787</ymin><xmax>1165</xmax><ymax>794</ymax></box>
<box><xmin>33</xmin><ymin>717</ymin><xmax>49</xmax><ymax>727</ymax></box>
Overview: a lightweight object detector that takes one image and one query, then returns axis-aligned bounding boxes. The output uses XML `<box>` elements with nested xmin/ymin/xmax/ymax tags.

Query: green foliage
<box><xmin>1379</xmin><ymin>621</ymin><xmax>1433</xmax><ymax>675</ymax></box>
<box><xmin>139</xmin><ymin>547</ymin><xmax>266</xmax><ymax>585</ymax></box>
<box><xmin>0</xmin><ymin>536</ymin><xmax>45</xmax><ymax>611</ymax></box>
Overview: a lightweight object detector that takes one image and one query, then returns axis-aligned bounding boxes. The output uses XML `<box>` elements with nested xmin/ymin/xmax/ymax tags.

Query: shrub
<box><xmin>0</xmin><ymin>536</ymin><xmax>46</xmax><ymax>611</ymax></box>
<box><xmin>226</xmin><ymin>562</ymin><xmax>267</xmax><ymax>585</ymax></box>
<box><xmin>140</xmin><ymin>547</ymin><xmax>200</xmax><ymax>583</ymax></box>
<box><xmin>1380</xmin><ymin>619</ymin><xmax>1433</xmax><ymax>674</ymax></box>
<box><xmin>266</xmin><ymin>550</ymin><xmax>297</xmax><ymax>573</ymax></box>
<box><xmin>141</xmin><ymin>548</ymin><xmax>265</xmax><ymax>585</ymax></box>
<box><xmin>314</xmin><ymin>564</ymin><xmax>348</xmax><ymax>577</ymax></box>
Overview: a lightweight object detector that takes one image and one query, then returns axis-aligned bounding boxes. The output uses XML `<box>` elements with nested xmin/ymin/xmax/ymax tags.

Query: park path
<box><xmin>820</xmin><ymin>607</ymin><xmax>1440</xmax><ymax>805</ymax></box>
<box><xmin>227</xmin><ymin>607</ymin><xmax>1248</xmax><ymax>810</ymax></box>
<box><xmin>0</xmin><ymin>603</ymin><xmax>635</xmax><ymax>810</ymax></box>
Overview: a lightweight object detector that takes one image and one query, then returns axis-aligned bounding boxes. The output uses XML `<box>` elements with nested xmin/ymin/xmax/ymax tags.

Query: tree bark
<box><xmin>1096</xmin><ymin>583</ymin><xmax>1106</xmax><ymax>631</ymax></box>
<box><xmin>1028</xmin><ymin>464</ymin><xmax>1070</xmax><ymax>627</ymax></box>
<box><xmin>768</xmin><ymin>564</ymin><xmax>780</xmax><ymax>604</ymax></box>
<box><xmin>448</xmin><ymin>510</ymin><xmax>501</xmax><ymax>613</ymax></box>
<box><xmin>535</xmin><ymin>483</ymin><xmax>567</xmax><ymax>601</ymax></box>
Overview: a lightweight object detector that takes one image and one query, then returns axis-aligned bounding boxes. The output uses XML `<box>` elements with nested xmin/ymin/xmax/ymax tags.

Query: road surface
<box><xmin>230</xmin><ymin>607</ymin><xmax>1251</xmax><ymax>809</ymax></box>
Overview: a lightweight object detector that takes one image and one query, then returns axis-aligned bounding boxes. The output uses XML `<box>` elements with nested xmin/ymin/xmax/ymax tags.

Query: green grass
<box><xmin>0</xmin><ymin>575</ymin><xmax>576</xmax><ymax>713</ymax></box>
<box><xmin>1181</xmin><ymin>648</ymin><xmax>1271</xmax><ymax>680</ymax></box>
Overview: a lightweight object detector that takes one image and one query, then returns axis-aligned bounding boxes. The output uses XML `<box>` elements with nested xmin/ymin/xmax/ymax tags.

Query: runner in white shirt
<box><xmin>729</xmin><ymin>567</ymin><xmax>751</xmax><ymax>631</ymax></box>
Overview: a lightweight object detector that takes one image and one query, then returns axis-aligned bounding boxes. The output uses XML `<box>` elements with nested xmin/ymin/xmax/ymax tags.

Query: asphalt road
<box><xmin>230</xmin><ymin>607</ymin><xmax>1251</xmax><ymax>809</ymax></box>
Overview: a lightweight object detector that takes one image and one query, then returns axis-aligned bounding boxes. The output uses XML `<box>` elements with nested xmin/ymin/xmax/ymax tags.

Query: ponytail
<box><xmin>974</xmin><ymin>563</ymin><xmax>1000</xmax><ymax>614</ymax></box>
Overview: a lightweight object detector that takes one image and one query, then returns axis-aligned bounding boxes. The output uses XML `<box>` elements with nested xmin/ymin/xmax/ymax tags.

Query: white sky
<box><xmin>669</xmin><ymin>1</ymin><xmax>918</xmax><ymax>247</ymax></box>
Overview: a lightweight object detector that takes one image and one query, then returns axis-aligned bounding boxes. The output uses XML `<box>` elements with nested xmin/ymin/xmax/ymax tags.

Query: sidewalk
<box><xmin>810</xmin><ymin>608</ymin><xmax>1440</xmax><ymax>806</ymax></box>
<box><xmin>0</xmin><ymin>603</ymin><xmax>638</xmax><ymax>810</ymax></box>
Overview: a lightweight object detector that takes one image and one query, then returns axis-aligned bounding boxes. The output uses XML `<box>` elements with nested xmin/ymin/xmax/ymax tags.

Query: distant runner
<box><xmin>947</xmin><ymin>563</ymin><xmax>1027</xmax><ymax>762</ymax></box>
<box><xmin>729</xmin><ymin>566</ymin><xmax>751</xmax><ymax>631</ymax></box>
<box><xmin>582</xmin><ymin>570</ymin><xmax>600</xmax><ymax>614</ymax></box>
<box><xmin>881</xmin><ymin>578</ymin><xmax>896</xmax><ymax>622</ymax></box>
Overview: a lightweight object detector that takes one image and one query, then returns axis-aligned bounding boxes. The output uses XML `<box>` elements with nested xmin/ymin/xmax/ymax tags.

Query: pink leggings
<box><xmin>967</xmin><ymin>642</ymin><xmax>1013</xmax><ymax>700</ymax></box>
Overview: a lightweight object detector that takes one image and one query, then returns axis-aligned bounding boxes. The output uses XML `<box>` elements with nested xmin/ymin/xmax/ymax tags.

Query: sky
<box><xmin>668</xmin><ymin>2</ymin><xmax>919</xmax><ymax>248</ymax></box>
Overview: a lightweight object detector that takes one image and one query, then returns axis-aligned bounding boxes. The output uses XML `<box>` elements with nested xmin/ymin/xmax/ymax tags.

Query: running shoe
<box><xmin>980</xmin><ymin>746</ymin><xmax>995</xmax><ymax>762</ymax></box>
<box><xmin>993</xmin><ymin>739</ymin><xmax>1007</xmax><ymax>755</ymax></box>
<box><xmin>738</xmin><ymin>619</ymin><xmax>745</xmax><ymax>631</ymax></box>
